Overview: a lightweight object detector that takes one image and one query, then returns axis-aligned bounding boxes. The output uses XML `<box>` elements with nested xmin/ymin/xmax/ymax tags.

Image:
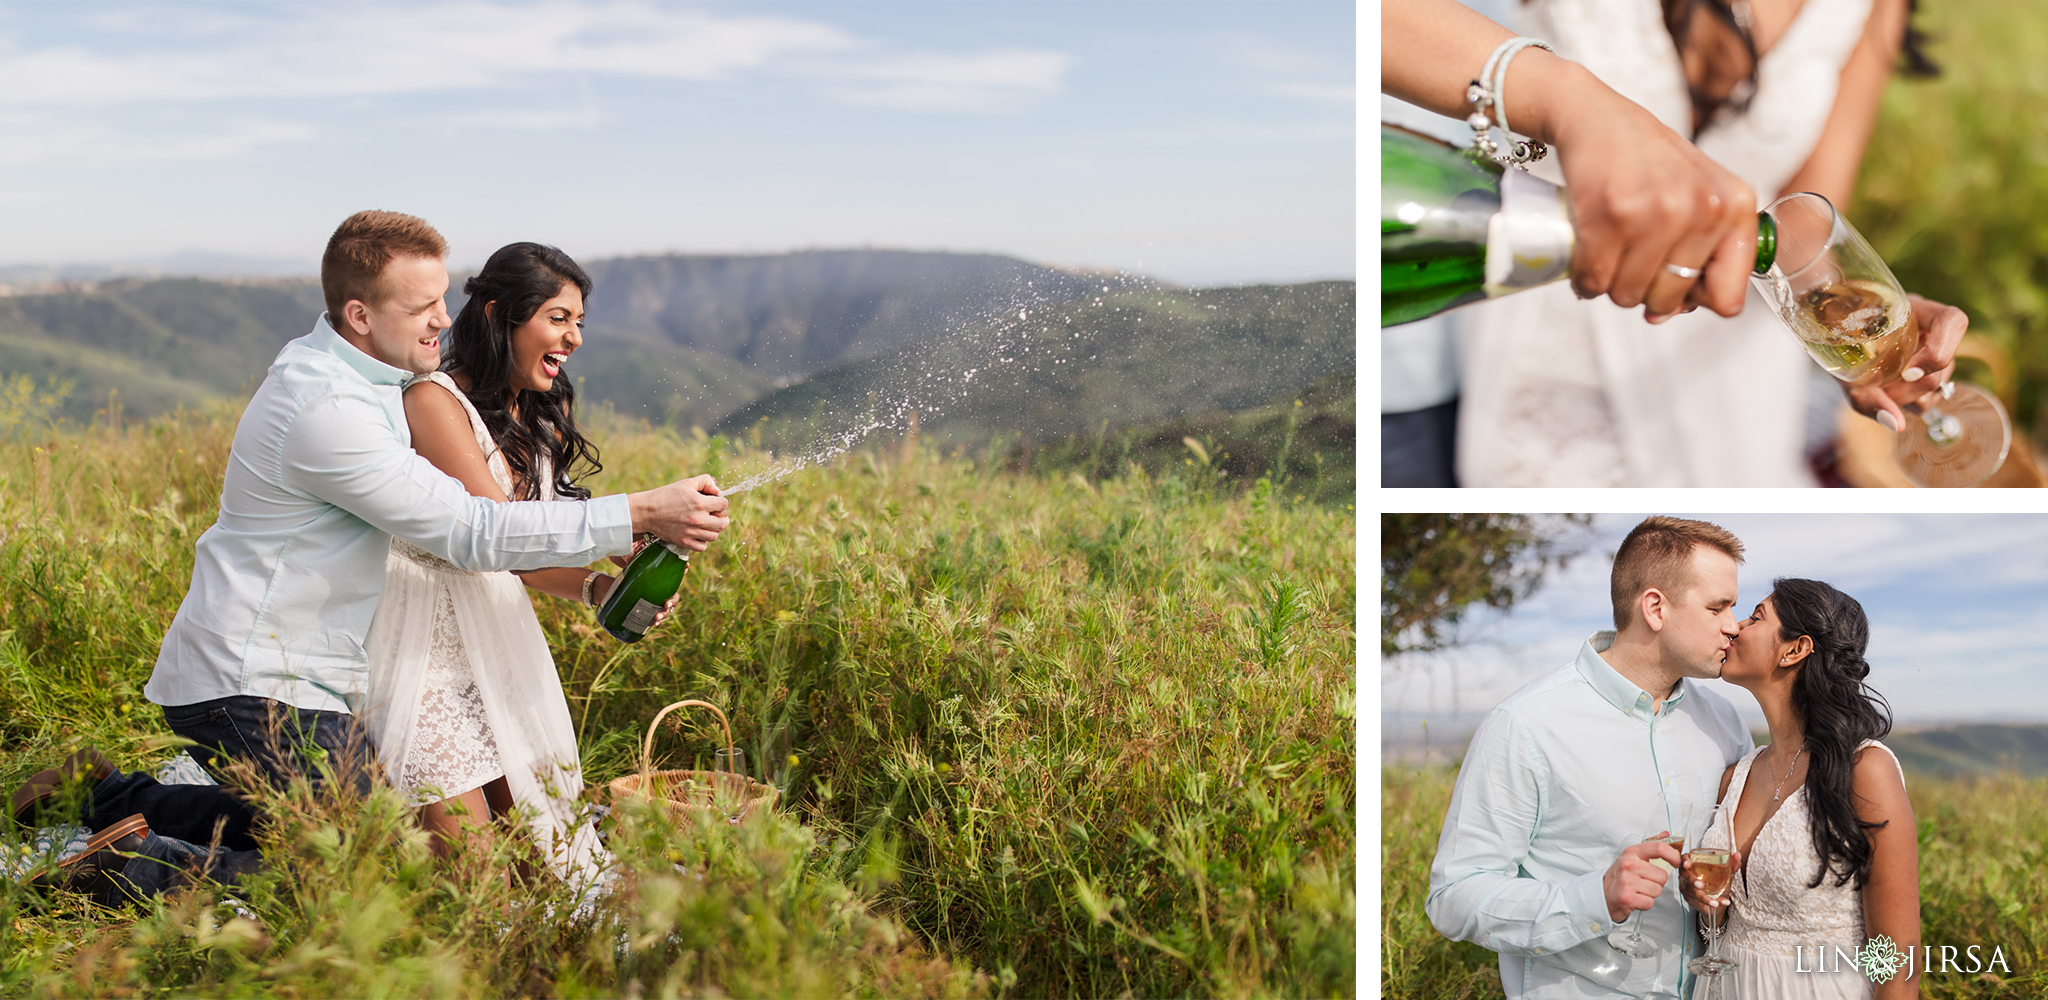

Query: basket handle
<box><xmin>640</xmin><ymin>699</ymin><xmax>736</xmax><ymax>787</ymax></box>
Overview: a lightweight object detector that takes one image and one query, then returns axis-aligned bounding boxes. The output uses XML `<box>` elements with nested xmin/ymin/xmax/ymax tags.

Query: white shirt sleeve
<box><xmin>279</xmin><ymin>390</ymin><xmax>631</xmax><ymax>571</ymax></box>
<box><xmin>1425</xmin><ymin>710</ymin><xmax>1616</xmax><ymax>956</ymax></box>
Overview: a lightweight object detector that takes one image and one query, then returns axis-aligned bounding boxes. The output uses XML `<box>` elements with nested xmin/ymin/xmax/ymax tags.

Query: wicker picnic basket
<box><xmin>605</xmin><ymin>699</ymin><xmax>777</xmax><ymax>822</ymax></box>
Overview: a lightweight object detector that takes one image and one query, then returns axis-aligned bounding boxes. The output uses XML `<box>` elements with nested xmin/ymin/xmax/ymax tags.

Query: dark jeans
<box><xmin>1381</xmin><ymin>400</ymin><xmax>1460</xmax><ymax>488</ymax></box>
<box><xmin>81</xmin><ymin>695</ymin><xmax>375</xmax><ymax>901</ymax></box>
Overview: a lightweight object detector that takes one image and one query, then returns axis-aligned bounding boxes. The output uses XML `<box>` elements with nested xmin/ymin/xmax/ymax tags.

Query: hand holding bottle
<box><xmin>1382</xmin><ymin>0</ymin><xmax>1756</xmax><ymax>320</ymax></box>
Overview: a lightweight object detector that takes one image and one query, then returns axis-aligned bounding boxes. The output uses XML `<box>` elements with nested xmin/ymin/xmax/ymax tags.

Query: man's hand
<box><xmin>1602</xmin><ymin>836</ymin><xmax>1680</xmax><ymax>924</ymax></box>
<box><xmin>1843</xmin><ymin>293</ymin><xmax>1968</xmax><ymax>433</ymax></box>
<box><xmin>627</xmin><ymin>475</ymin><xmax>730</xmax><ymax>551</ymax></box>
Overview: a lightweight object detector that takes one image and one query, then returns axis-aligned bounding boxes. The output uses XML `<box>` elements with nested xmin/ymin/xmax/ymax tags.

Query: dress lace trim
<box><xmin>1722</xmin><ymin>741</ymin><xmax>1894</xmax><ymax>955</ymax></box>
<box><xmin>397</xmin><ymin>585</ymin><xmax>503</xmax><ymax>799</ymax></box>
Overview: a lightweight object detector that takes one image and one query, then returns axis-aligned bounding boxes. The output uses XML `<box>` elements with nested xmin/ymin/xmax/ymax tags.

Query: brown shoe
<box><xmin>9</xmin><ymin>748</ymin><xmax>116</xmax><ymax>830</ymax></box>
<box><xmin>30</xmin><ymin>813</ymin><xmax>150</xmax><ymax>908</ymax></box>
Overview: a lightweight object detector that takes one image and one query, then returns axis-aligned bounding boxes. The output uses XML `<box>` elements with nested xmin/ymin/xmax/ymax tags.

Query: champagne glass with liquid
<box><xmin>1686</xmin><ymin>803</ymin><xmax>1738</xmax><ymax>985</ymax></box>
<box><xmin>1608</xmin><ymin>799</ymin><xmax>1694</xmax><ymax>958</ymax></box>
<box><xmin>1754</xmin><ymin>192</ymin><xmax>2012</xmax><ymax>487</ymax></box>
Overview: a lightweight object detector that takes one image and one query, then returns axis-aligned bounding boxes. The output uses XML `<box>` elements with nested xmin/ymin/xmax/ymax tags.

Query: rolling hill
<box><xmin>0</xmin><ymin>253</ymin><xmax>1355</xmax><ymax>466</ymax></box>
<box><xmin>716</xmin><ymin>280</ymin><xmax>1356</xmax><ymax>449</ymax></box>
<box><xmin>1887</xmin><ymin>723</ymin><xmax>2048</xmax><ymax>778</ymax></box>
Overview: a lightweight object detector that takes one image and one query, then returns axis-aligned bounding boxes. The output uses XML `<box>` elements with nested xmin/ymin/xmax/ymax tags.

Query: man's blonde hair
<box><xmin>1610</xmin><ymin>516</ymin><xmax>1745</xmax><ymax>630</ymax></box>
<box><xmin>320</xmin><ymin>210</ymin><xmax>448</xmax><ymax>321</ymax></box>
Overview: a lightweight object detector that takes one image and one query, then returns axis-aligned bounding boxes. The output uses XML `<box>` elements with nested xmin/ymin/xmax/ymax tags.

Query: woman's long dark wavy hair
<box><xmin>442</xmin><ymin>243</ymin><xmax>601</xmax><ymax>501</ymax></box>
<box><xmin>1769</xmin><ymin>577</ymin><xmax>1893</xmax><ymax>889</ymax></box>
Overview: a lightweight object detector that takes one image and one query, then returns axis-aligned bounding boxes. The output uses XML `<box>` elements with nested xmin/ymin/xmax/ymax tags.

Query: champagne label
<box><xmin>1485</xmin><ymin>168</ymin><xmax>1574</xmax><ymax>293</ymax></box>
<box><xmin>621</xmin><ymin>598</ymin><xmax>662</xmax><ymax>634</ymax></box>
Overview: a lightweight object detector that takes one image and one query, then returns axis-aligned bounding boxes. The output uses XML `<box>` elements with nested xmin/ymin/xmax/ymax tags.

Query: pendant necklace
<box><xmin>1769</xmin><ymin>744</ymin><xmax>1805</xmax><ymax>802</ymax></box>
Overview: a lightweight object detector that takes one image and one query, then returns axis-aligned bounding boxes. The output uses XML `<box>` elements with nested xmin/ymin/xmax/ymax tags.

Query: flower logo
<box><xmin>1858</xmin><ymin>934</ymin><xmax>1909</xmax><ymax>984</ymax></box>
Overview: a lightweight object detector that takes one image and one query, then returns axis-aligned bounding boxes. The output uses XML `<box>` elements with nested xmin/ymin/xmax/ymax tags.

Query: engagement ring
<box><xmin>1662</xmin><ymin>262</ymin><xmax>1702</xmax><ymax>279</ymax></box>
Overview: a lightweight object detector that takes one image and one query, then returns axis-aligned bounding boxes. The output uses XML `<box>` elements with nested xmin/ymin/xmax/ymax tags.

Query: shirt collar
<box><xmin>310</xmin><ymin>313</ymin><xmax>412</xmax><ymax>387</ymax></box>
<box><xmin>1577</xmin><ymin>631</ymin><xmax>1687</xmax><ymax>722</ymax></box>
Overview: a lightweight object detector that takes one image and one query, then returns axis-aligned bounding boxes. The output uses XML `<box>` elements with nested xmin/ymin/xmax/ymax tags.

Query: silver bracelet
<box><xmin>581</xmin><ymin>571</ymin><xmax>606</xmax><ymax>607</ymax></box>
<box><xmin>1467</xmin><ymin>37</ymin><xmax>1556</xmax><ymax>167</ymax></box>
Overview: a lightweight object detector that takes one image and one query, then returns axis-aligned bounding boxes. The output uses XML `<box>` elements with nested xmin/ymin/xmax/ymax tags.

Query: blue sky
<box><xmin>0</xmin><ymin>1</ymin><xmax>1355</xmax><ymax>286</ymax></box>
<box><xmin>1384</xmin><ymin>514</ymin><xmax>2048</xmax><ymax>729</ymax></box>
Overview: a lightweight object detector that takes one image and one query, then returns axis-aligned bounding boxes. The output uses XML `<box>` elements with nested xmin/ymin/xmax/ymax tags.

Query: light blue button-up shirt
<box><xmin>1427</xmin><ymin>632</ymin><xmax>1752</xmax><ymax>999</ymax></box>
<box><xmin>145</xmin><ymin>317</ymin><xmax>633</xmax><ymax>715</ymax></box>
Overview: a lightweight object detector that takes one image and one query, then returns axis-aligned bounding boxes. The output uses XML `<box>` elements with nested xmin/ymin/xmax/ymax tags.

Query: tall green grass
<box><xmin>1853</xmin><ymin>0</ymin><xmax>2048</xmax><ymax>442</ymax></box>
<box><xmin>0</xmin><ymin>401</ymin><xmax>1355</xmax><ymax>998</ymax></box>
<box><xmin>1383</xmin><ymin>765</ymin><xmax>2048</xmax><ymax>999</ymax></box>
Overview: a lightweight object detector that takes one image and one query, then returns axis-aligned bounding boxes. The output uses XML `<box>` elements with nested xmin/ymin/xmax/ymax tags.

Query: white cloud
<box><xmin>1271</xmin><ymin>82</ymin><xmax>1356</xmax><ymax>104</ymax></box>
<box><xmin>822</xmin><ymin>50</ymin><xmax>1071</xmax><ymax>111</ymax></box>
<box><xmin>0</xmin><ymin>4</ymin><xmax>855</xmax><ymax>107</ymax></box>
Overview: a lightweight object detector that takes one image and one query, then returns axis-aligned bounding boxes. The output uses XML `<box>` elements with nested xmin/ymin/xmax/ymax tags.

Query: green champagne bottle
<box><xmin>1381</xmin><ymin>124</ymin><xmax>1778</xmax><ymax>327</ymax></box>
<box><xmin>597</xmin><ymin>536</ymin><xmax>690</xmax><ymax>643</ymax></box>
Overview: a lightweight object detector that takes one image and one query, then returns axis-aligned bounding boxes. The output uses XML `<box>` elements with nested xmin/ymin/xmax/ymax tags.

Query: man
<box><xmin>1426</xmin><ymin>516</ymin><xmax>1754</xmax><ymax>999</ymax></box>
<box><xmin>13</xmin><ymin>211</ymin><xmax>729</xmax><ymax>904</ymax></box>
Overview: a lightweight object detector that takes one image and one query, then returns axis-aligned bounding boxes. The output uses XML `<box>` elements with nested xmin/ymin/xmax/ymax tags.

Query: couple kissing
<box><xmin>1427</xmin><ymin>516</ymin><xmax>1919</xmax><ymax>999</ymax></box>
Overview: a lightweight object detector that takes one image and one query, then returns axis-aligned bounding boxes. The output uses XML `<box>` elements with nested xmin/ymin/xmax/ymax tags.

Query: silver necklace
<box><xmin>1768</xmin><ymin>744</ymin><xmax>1805</xmax><ymax>802</ymax></box>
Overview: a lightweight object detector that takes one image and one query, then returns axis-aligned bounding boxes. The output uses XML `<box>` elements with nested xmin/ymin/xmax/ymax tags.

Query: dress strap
<box><xmin>1722</xmin><ymin>744</ymin><xmax>1765</xmax><ymax>805</ymax></box>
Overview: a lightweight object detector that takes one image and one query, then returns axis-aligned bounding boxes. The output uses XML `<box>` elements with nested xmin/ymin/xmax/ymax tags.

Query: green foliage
<box><xmin>1001</xmin><ymin>372</ymin><xmax>1356</xmax><ymax>507</ymax></box>
<box><xmin>1379</xmin><ymin>514</ymin><xmax>1591</xmax><ymax>656</ymax></box>
<box><xmin>0</xmin><ymin>374</ymin><xmax>75</xmax><ymax>441</ymax></box>
<box><xmin>1383</xmin><ymin>765</ymin><xmax>2048</xmax><ymax>999</ymax></box>
<box><xmin>0</xmin><ymin>403</ymin><xmax>1355</xmax><ymax>998</ymax></box>
<box><xmin>1852</xmin><ymin>0</ymin><xmax>2048</xmax><ymax>442</ymax></box>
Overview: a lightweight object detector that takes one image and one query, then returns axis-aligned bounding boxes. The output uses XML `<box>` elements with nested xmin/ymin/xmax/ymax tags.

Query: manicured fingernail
<box><xmin>1902</xmin><ymin>366</ymin><xmax>1926</xmax><ymax>382</ymax></box>
<box><xmin>1876</xmin><ymin>411</ymin><xmax>1901</xmax><ymax>433</ymax></box>
<box><xmin>1646</xmin><ymin>312</ymin><xmax>1671</xmax><ymax>325</ymax></box>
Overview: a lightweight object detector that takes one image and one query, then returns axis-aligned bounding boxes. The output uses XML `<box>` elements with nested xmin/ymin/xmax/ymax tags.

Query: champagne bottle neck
<box><xmin>1754</xmin><ymin>212</ymin><xmax>1777</xmax><ymax>275</ymax></box>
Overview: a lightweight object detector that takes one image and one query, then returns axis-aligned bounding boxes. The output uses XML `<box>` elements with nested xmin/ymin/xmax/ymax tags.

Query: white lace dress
<box><xmin>362</xmin><ymin>371</ymin><xmax>609</xmax><ymax>890</ymax></box>
<box><xmin>1715</xmin><ymin>740</ymin><xmax>1901</xmax><ymax>999</ymax></box>
<box><xmin>1456</xmin><ymin>0</ymin><xmax>1876</xmax><ymax>487</ymax></box>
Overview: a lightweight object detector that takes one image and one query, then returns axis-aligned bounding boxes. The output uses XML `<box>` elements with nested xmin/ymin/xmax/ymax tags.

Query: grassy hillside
<box><xmin>1890</xmin><ymin>724</ymin><xmax>2048</xmax><ymax>779</ymax></box>
<box><xmin>1384</xmin><ymin>765</ymin><xmax>2047</xmax><ymax>999</ymax></box>
<box><xmin>0</xmin><ymin>279</ymin><xmax>324</xmax><ymax>422</ymax></box>
<box><xmin>0</xmin><ymin>404</ymin><xmax>1355</xmax><ymax>998</ymax></box>
<box><xmin>718</xmin><ymin>281</ymin><xmax>1356</xmax><ymax>455</ymax></box>
<box><xmin>999</xmin><ymin>370</ymin><xmax>1357</xmax><ymax>506</ymax></box>
<box><xmin>1853</xmin><ymin>0</ymin><xmax>2048</xmax><ymax>442</ymax></box>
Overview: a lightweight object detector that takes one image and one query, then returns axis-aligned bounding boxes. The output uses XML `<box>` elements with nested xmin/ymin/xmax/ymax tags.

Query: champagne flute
<box><xmin>1608</xmin><ymin>799</ymin><xmax>1693</xmax><ymax>958</ymax></box>
<box><xmin>1686</xmin><ymin>803</ymin><xmax>1738</xmax><ymax>982</ymax></box>
<box><xmin>1753</xmin><ymin>192</ymin><xmax>2011</xmax><ymax>487</ymax></box>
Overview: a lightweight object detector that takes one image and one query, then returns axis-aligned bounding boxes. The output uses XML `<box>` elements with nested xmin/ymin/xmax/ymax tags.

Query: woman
<box><xmin>1690</xmin><ymin>578</ymin><xmax>1919</xmax><ymax>997</ymax></box>
<box><xmin>1455</xmin><ymin>0</ymin><xmax>1954</xmax><ymax>486</ymax></box>
<box><xmin>363</xmin><ymin>242</ymin><xmax>675</xmax><ymax>889</ymax></box>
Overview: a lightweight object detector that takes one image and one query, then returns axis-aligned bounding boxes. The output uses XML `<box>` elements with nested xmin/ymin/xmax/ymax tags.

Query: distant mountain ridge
<box><xmin>0</xmin><ymin>250</ymin><xmax>1352</xmax><ymax>446</ymax></box>
<box><xmin>1887</xmin><ymin>723</ymin><xmax>2048</xmax><ymax>778</ymax></box>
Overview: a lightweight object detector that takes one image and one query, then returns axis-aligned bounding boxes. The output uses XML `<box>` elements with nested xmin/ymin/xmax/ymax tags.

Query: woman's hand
<box><xmin>1381</xmin><ymin>0</ymin><xmax>1757</xmax><ymax>319</ymax></box>
<box><xmin>599</xmin><ymin>539</ymin><xmax>685</xmax><ymax>634</ymax></box>
<box><xmin>1841</xmin><ymin>293</ymin><xmax>1967</xmax><ymax>433</ymax></box>
<box><xmin>1524</xmin><ymin>61</ymin><xmax>1759</xmax><ymax>321</ymax></box>
<box><xmin>1678</xmin><ymin>847</ymin><xmax>1740</xmax><ymax>926</ymax></box>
